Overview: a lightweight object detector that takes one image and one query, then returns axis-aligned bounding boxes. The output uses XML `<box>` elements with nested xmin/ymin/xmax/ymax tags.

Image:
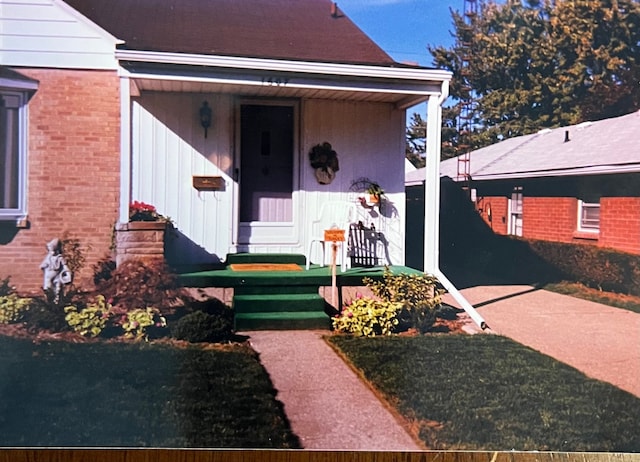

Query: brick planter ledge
<box><xmin>115</xmin><ymin>221</ymin><xmax>169</xmax><ymax>266</ymax></box>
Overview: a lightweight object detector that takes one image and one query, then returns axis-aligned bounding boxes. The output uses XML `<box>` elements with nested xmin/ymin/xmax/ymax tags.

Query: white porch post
<box><xmin>423</xmin><ymin>83</ymin><xmax>488</xmax><ymax>330</ymax></box>
<box><xmin>423</xmin><ymin>93</ymin><xmax>443</xmax><ymax>274</ymax></box>
<box><xmin>119</xmin><ymin>74</ymin><xmax>132</xmax><ymax>224</ymax></box>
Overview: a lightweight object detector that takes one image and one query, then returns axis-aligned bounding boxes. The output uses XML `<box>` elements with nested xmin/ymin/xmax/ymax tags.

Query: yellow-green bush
<box><xmin>64</xmin><ymin>295</ymin><xmax>111</xmax><ymax>337</ymax></box>
<box><xmin>332</xmin><ymin>297</ymin><xmax>402</xmax><ymax>337</ymax></box>
<box><xmin>121</xmin><ymin>307</ymin><xmax>166</xmax><ymax>341</ymax></box>
<box><xmin>0</xmin><ymin>294</ymin><xmax>31</xmax><ymax>324</ymax></box>
<box><xmin>365</xmin><ymin>269</ymin><xmax>445</xmax><ymax>333</ymax></box>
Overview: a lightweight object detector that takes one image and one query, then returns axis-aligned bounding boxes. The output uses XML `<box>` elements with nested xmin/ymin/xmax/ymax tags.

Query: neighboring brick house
<box><xmin>431</xmin><ymin>110</ymin><xmax>640</xmax><ymax>255</ymax></box>
<box><xmin>1</xmin><ymin>0</ymin><xmax>452</xmax><ymax>292</ymax></box>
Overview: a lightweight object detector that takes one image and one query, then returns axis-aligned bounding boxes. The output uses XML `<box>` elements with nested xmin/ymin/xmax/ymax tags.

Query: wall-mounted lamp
<box><xmin>199</xmin><ymin>101</ymin><xmax>212</xmax><ymax>138</ymax></box>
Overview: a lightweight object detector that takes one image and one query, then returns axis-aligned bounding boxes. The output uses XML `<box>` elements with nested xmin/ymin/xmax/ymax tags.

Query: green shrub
<box><xmin>435</xmin><ymin>305</ymin><xmax>461</xmax><ymax>320</ymax></box>
<box><xmin>525</xmin><ymin>239</ymin><xmax>640</xmax><ymax>295</ymax></box>
<box><xmin>0</xmin><ymin>277</ymin><xmax>15</xmax><ymax>297</ymax></box>
<box><xmin>64</xmin><ymin>295</ymin><xmax>111</xmax><ymax>337</ymax></box>
<box><xmin>60</xmin><ymin>231</ymin><xmax>90</xmax><ymax>276</ymax></box>
<box><xmin>0</xmin><ymin>294</ymin><xmax>31</xmax><ymax>324</ymax></box>
<box><xmin>333</xmin><ymin>297</ymin><xmax>402</xmax><ymax>337</ymax></box>
<box><xmin>171</xmin><ymin>310</ymin><xmax>233</xmax><ymax>343</ymax></box>
<box><xmin>23</xmin><ymin>289</ymin><xmax>81</xmax><ymax>333</ymax></box>
<box><xmin>365</xmin><ymin>269</ymin><xmax>445</xmax><ymax>333</ymax></box>
<box><xmin>119</xmin><ymin>307</ymin><xmax>166</xmax><ymax>341</ymax></box>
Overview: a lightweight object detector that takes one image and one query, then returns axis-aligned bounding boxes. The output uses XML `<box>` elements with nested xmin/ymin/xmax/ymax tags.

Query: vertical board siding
<box><xmin>302</xmin><ymin>99</ymin><xmax>406</xmax><ymax>265</ymax></box>
<box><xmin>132</xmin><ymin>93</ymin><xmax>234</xmax><ymax>264</ymax></box>
<box><xmin>131</xmin><ymin>95</ymin><xmax>407</xmax><ymax>266</ymax></box>
<box><xmin>0</xmin><ymin>0</ymin><xmax>118</xmax><ymax>69</ymax></box>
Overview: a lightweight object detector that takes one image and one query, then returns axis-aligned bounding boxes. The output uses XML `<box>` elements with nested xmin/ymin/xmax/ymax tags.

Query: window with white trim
<box><xmin>0</xmin><ymin>89</ymin><xmax>28</xmax><ymax>222</ymax></box>
<box><xmin>509</xmin><ymin>186</ymin><xmax>523</xmax><ymax>236</ymax></box>
<box><xmin>578</xmin><ymin>200</ymin><xmax>600</xmax><ymax>232</ymax></box>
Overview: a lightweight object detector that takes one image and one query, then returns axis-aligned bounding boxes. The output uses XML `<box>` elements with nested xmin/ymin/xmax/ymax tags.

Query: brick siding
<box><xmin>0</xmin><ymin>69</ymin><xmax>120</xmax><ymax>293</ymax></box>
<box><xmin>522</xmin><ymin>197</ymin><xmax>578</xmax><ymax>243</ymax></box>
<box><xmin>474</xmin><ymin>193</ymin><xmax>640</xmax><ymax>255</ymax></box>
<box><xmin>476</xmin><ymin>196</ymin><xmax>509</xmax><ymax>235</ymax></box>
<box><xmin>600</xmin><ymin>197</ymin><xmax>640</xmax><ymax>254</ymax></box>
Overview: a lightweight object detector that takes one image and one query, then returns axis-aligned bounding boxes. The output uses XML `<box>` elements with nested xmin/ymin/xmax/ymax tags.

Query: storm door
<box><xmin>237</xmin><ymin>103</ymin><xmax>296</xmax><ymax>244</ymax></box>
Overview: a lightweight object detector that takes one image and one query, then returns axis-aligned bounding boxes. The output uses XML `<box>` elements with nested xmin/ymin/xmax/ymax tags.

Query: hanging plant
<box><xmin>366</xmin><ymin>182</ymin><xmax>385</xmax><ymax>204</ymax></box>
<box><xmin>350</xmin><ymin>178</ymin><xmax>386</xmax><ymax>210</ymax></box>
<box><xmin>309</xmin><ymin>142</ymin><xmax>340</xmax><ymax>185</ymax></box>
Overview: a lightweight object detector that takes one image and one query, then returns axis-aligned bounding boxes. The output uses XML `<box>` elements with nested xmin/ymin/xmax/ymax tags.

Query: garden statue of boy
<box><xmin>40</xmin><ymin>238</ymin><xmax>72</xmax><ymax>298</ymax></box>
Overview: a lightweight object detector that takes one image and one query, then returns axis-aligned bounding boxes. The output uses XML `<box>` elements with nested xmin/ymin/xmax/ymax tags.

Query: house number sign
<box><xmin>261</xmin><ymin>76</ymin><xmax>290</xmax><ymax>86</ymax></box>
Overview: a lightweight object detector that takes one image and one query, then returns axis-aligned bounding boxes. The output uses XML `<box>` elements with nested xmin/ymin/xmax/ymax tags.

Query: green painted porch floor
<box><xmin>178</xmin><ymin>254</ymin><xmax>422</xmax><ymax>331</ymax></box>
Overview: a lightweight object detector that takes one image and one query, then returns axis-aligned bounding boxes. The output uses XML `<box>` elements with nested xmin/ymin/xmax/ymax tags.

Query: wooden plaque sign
<box><xmin>324</xmin><ymin>229</ymin><xmax>345</xmax><ymax>242</ymax></box>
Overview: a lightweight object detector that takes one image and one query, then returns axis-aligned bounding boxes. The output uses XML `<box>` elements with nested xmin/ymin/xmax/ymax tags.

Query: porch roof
<box><xmin>119</xmin><ymin>52</ymin><xmax>450</xmax><ymax>108</ymax></box>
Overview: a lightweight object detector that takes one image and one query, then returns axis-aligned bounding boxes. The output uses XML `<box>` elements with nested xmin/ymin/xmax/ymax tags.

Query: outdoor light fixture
<box><xmin>199</xmin><ymin>101</ymin><xmax>212</xmax><ymax>138</ymax></box>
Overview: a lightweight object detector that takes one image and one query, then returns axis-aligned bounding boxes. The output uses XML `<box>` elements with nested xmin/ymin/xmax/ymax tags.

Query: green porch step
<box><xmin>233</xmin><ymin>293</ymin><xmax>326</xmax><ymax>313</ymax></box>
<box><xmin>233</xmin><ymin>291</ymin><xmax>331</xmax><ymax>331</ymax></box>
<box><xmin>234</xmin><ymin>285</ymin><xmax>320</xmax><ymax>296</ymax></box>
<box><xmin>235</xmin><ymin>311</ymin><xmax>332</xmax><ymax>331</ymax></box>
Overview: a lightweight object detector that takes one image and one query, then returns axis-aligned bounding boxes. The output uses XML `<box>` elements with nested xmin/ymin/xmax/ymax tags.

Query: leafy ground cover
<box><xmin>0</xmin><ymin>336</ymin><xmax>300</xmax><ymax>448</ymax></box>
<box><xmin>327</xmin><ymin>334</ymin><xmax>640</xmax><ymax>452</ymax></box>
<box><xmin>544</xmin><ymin>281</ymin><xmax>640</xmax><ymax>314</ymax></box>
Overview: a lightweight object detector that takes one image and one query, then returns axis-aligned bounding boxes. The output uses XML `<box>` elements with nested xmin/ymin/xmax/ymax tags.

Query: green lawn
<box><xmin>327</xmin><ymin>334</ymin><xmax>640</xmax><ymax>452</ymax></box>
<box><xmin>544</xmin><ymin>281</ymin><xmax>640</xmax><ymax>314</ymax></box>
<box><xmin>0</xmin><ymin>336</ymin><xmax>300</xmax><ymax>448</ymax></box>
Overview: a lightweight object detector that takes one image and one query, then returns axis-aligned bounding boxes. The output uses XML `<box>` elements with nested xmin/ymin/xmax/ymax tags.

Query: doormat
<box><xmin>229</xmin><ymin>263</ymin><xmax>303</xmax><ymax>272</ymax></box>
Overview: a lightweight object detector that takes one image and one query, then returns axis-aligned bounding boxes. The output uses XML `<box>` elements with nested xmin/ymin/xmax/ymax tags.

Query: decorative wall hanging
<box><xmin>350</xmin><ymin>177</ymin><xmax>386</xmax><ymax>210</ymax></box>
<box><xmin>309</xmin><ymin>142</ymin><xmax>340</xmax><ymax>185</ymax></box>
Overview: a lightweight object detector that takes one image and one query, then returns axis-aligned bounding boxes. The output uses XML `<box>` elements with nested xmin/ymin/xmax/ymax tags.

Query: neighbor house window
<box><xmin>578</xmin><ymin>200</ymin><xmax>600</xmax><ymax>232</ymax></box>
<box><xmin>0</xmin><ymin>89</ymin><xmax>28</xmax><ymax>221</ymax></box>
<box><xmin>509</xmin><ymin>186</ymin><xmax>523</xmax><ymax>236</ymax></box>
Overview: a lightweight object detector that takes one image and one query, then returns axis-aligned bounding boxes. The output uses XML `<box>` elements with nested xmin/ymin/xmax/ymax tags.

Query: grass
<box><xmin>327</xmin><ymin>334</ymin><xmax>640</xmax><ymax>452</ymax></box>
<box><xmin>544</xmin><ymin>281</ymin><xmax>640</xmax><ymax>314</ymax></box>
<box><xmin>0</xmin><ymin>336</ymin><xmax>300</xmax><ymax>448</ymax></box>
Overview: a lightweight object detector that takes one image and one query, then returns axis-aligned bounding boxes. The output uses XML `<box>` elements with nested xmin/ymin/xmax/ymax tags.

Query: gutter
<box><xmin>115</xmin><ymin>50</ymin><xmax>452</xmax><ymax>83</ymax></box>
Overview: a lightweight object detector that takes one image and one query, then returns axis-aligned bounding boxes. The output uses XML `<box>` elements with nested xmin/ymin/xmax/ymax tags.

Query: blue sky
<box><xmin>336</xmin><ymin>0</ymin><xmax>462</xmax><ymax>67</ymax></box>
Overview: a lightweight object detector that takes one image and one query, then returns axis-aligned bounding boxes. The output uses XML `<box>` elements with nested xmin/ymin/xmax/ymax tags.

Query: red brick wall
<box><xmin>0</xmin><ymin>69</ymin><xmax>120</xmax><ymax>293</ymax></box>
<box><xmin>476</xmin><ymin>196</ymin><xmax>509</xmax><ymax>235</ymax></box>
<box><xmin>600</xmin><ymin>197</ymin><xmax>640</xmax><ymax>254</ymax></box>
<box><xmin>522</xmin><ymin>197</ymin><xmax>578</xmax><ymax>243</ymax></box>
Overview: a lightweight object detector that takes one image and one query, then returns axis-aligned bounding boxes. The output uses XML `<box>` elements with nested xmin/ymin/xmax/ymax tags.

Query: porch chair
<box><xmin>306</xmin><ymin>201</ymin><xmax>357</xmax><ymax>271</ymax></box>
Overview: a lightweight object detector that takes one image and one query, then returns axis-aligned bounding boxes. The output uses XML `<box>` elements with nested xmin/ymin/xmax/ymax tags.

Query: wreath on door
<box><xmin>309</xmin><ymin>142</ymin><xmax>340</xmax><ymax>185</ymax></box>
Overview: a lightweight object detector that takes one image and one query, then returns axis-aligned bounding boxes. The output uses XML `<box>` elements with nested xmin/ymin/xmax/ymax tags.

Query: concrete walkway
<box><xmin>243</xmin><ymin>285</ymin><xmax>640</xmax><ymax>450</ymax></box>
<box><xmin>245</xmin><ymin>330</ymin><xmax>422</xmax><ymax>450</ymax></box>
<box><xmin>444</xmin><ymin>285</ymin><xmax>640</xmax><ymax>398</ymax></box>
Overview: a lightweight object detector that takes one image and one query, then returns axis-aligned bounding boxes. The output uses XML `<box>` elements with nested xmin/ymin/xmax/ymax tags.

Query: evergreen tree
<box><xmin>406</xmin><ymin>113</ymin><xmax>426</xmax><ymax>168</ymax></box>
<box><xmin>429</xmin><ymin>0</ymin><xmax>640</xmax><ymax>149</ymax></box>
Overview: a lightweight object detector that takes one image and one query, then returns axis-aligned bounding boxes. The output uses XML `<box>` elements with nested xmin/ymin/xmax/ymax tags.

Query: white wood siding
<box><xmin>131</xmin><ymin>95</ymin><xmax>406</xmax><ymax>266</ymax></box>
<box><xmin>0</xmin><ymin>0</ymin><xmax>118</xmax><ymax>69</ymax></box>
<box><xmin>131</xmin><ymin>93</ymin><xmax>235</xmax><ymax>265</ymax></box>
<box><xmin>302</xmin><ymin>99</ymin><xmax>406</xmax><ymax>266</ymax></box>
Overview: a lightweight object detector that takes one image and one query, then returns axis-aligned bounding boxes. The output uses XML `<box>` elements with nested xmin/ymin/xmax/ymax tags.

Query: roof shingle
<box><xmin>63</xmin><ymin>0</ymin><xmax>397</xmax><ymax>66</ymax></box>
<box><xmin>437</xmin><ymin>110</ymin><xmax>640</xmax><ymax>181</ymax></box>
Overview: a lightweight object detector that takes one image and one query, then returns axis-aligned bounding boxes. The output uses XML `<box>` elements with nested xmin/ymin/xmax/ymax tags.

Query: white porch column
<box><xmin>423</xmin><ymin>83</ymin><xmax>488</xmax><ymax>330</ymax></box>
<box><xmin>423</xmin><ymin>93</ymin><xmax>443</xmax><ymax>274</ymax></box>
<box><xmin>119</xmin><ymin>74</ymin><xmax>132</xmax><ymax>224</ymax></box>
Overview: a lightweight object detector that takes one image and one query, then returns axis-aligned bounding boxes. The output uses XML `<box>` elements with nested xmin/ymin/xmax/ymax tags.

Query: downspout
<box><xmin>424</xmin><ymin>81</ymin><xmax>488</xmax><ymax>330</ymax></box>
